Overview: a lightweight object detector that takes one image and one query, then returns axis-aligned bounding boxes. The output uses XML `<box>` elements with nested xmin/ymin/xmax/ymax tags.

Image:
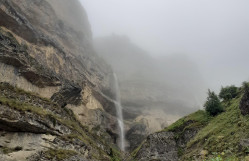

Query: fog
<box><xmin>94</xmin><ymin>35</ymin><xmax>206</xmax><ymax>121</ymax></box>
<box><xmin>80</xmin><ymin>0</ymin><xmax>249</xmax><ymax>90</ymax></box>
<box><xmin>79</xmin><ymin>0</ymin><xmax>249</xmax><ymax>121</ymax></box>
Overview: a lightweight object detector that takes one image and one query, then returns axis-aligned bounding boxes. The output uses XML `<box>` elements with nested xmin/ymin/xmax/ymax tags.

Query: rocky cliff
<box><xmin>0</xmin><ymin>0</ymin><xmax>122</xmax><ymax>160</ymax></box>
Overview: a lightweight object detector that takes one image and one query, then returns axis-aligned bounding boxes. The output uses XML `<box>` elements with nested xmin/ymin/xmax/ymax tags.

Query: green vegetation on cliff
<box><xmin>179</xmin><ymin>85</ymin><xmax>249</xmax><ymax>160</ymax></box>
<box><xmin>43</xmin><ymin>149</ymin><xmax>78</xmax><ymax>160</ymax></box>
<box><xmin>165</xmin><ymin>110</ymin><xmax>211</xmax><ymax>132</ymax></box>
<box><xmin>0</xmin><ymin>146</ymin><xmax>22</xmax><ymax>154</ymax></box>
<box><xmin>0</xmin><ymin>83</ymin><xmax>120</xmax><ymax>160</ymax></box>
<box><xmin>183</xmin><ymin>91</ymin><xmax>249</xmax><ymax>160</ymax></box>
<box><xmin>219</xmin><ymin>85</ymin><xmax>238</xmax><ymax>101</ymax></box>
<box><xmin>204</xmin><ymin>90</ymin><xmax>224</xmax><ymax>116</ymax></box>
<box><xmin>132</xmin><ymin>83</ymin><xmax>249</xmax><ymax>161</ymax></box>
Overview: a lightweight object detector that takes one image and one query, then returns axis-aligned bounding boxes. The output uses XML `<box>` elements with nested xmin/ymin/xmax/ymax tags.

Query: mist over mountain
<box><xmin>94</xmin><ymin>35</ymin><xmax>207</xmax><ymax>124</ymax></box>
<box><xmin>82</xmin><ymin>0</ymin><xmax>249</xmax><ymax>92</ymax></box>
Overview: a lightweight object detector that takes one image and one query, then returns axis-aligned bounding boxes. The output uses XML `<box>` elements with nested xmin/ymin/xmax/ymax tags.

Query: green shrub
<box><xmin>204</xmin><ymin>90</ymin><xmax>224</xmax><ymax>116</ymax></box>
<box><xmin>206</xmin><ymin>155</ymin><xmax>223</xmax><ymax>161</ymax></box>
<box><xmin>109</xmin><ymin>148</ymin><xmax>121</xmax><ymax>161</ymax></box>
<box><xmin>219</xmin><ymin>85</ymin><xmax>238</xmax><ymax>100</ymax></box>
<box><xmin>242</xmin><ymin>81</ymin><xmax>249</xmax><ymax>92</ymax></box>
<box><xmin>1</xmin><ymin>146</ymin><xmax>23</xmax><ymax>154</ymax></box>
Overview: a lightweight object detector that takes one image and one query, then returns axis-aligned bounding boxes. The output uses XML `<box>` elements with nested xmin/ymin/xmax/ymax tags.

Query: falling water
<box><xmin>113</xmin><ymin>73</ymin><xmax>125</xmax><ymax>151</ymax></box>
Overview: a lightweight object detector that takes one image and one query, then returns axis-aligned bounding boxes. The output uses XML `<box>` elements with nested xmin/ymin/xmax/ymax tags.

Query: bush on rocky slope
<box><xmin>219</xmin><ymin>85</ymin><xmax>238</xmax><ymax>101</ymax></box>
<box><xmin>204</xmin><ymin>90</ymin><xmax>224</xmax><ymax>116</ymax></box>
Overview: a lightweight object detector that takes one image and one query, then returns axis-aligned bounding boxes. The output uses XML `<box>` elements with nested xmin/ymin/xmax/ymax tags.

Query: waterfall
<box><xmin>113</xmin><ymin>73</ymin><xmax>125</xmax><ymax>151</ymax></box>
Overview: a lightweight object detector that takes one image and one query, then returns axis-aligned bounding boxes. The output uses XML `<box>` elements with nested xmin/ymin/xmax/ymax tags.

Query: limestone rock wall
<box><xmin>0</xmin><ymin>0</ymin><xmax>121</xmax><ymax>160</ymax></box>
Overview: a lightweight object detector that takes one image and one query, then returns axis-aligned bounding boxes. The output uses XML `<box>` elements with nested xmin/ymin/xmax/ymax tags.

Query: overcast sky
<box><xmin>80</xmin><ymin>0</ymin><xmax>249</xmax><ymax>91</ymax></box>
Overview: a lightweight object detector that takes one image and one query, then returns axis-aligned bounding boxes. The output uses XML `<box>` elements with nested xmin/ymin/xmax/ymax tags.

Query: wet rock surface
<box><xmin>240</xmin><ymin>88</ymin><xmax>249</xmax><ymax>115</ymax></box>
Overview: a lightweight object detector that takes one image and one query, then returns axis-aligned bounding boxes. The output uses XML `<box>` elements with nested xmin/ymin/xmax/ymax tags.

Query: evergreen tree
<box><xmin>204</xmin><ymin>89</ymin><xmax>224</xmax><ymax>116</ymax></box>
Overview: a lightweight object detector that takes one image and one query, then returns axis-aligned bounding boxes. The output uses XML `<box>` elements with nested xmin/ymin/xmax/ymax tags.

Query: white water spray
<box><xmin>113</xmin><ymin>73</ymin><xmax>125</xmax><ymax>151</ymax></box>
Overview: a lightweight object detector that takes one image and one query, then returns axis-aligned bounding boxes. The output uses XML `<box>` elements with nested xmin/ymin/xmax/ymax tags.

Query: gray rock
<box><xmin>240</xmin><ymin>88</ymin><xmax>249</xmax><ymax>115</ymax></box>
<box><xmin>126</xmin><ymin>123</ymin><xmax>147</xmax><ymax>151</ymax></box>
<box><xmin>135</xmin><ymin>132</ymin><xmax>178</xmax><ymax>161</ymax></box>
<box><xmin>239</xmin><ymin>139</ymin><xmax>249</xmax><ymax>150</ymax></box>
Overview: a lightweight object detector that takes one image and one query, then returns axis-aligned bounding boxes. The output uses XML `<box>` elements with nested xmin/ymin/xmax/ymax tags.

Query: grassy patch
<box><xmin>0</xmin><ymin>95</ymin><xmax>95</xmax><ymax>145</ymax></box>
<box><xmin>0</xmin><ymin>146</ymin><xmax>23</xmax><ymax>154</ymax></box>
<box><xmin>0</xmin><ymin>95</ymin><xmax>113</xmax><ymax>159</ymax></box>
<box><xmin>110</xmin><ymin>147</ymin><xmax>122</xmax><ymax>161</ymax></box>
<box><xmin>204</xmin><ymin>153</ymin><xmax>239</xmax><ymax>161</ymax></box>
<box><xmin>178</xmin><ymin>147</ymin><xmax>184</xmax><ymax>157</ymax></box>
<box><xmin>164</xmin><ymin>110</ymin><xmax>211</xmax><ymax>133</ymax></box>
<box><xmin>44</xmin><ymin>149</ymin><xmax>78</xmax><ymax>160</ymax></box>
<box><xmin>0</xmin><ymin>82</ymin><xmax>54</xmax><ymax>104</ymax></box>
<box><xmin>0</xmin><ymin>96</ymin><xmax>49</xmax><ymax>117</ymax></box>
<box><xmin>182</xmin><ymin>95</ymin><xmax>249</xmax><ymax>160</ymax></box>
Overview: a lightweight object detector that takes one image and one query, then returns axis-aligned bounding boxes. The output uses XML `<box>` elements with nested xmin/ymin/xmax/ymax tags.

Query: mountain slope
<box><xmin>132</xmin><ymin>84</ymin><xmax>249</xmax><ymax>161</ymax></box>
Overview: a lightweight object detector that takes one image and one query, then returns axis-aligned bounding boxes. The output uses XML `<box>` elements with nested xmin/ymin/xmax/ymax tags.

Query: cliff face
<box><xmin>0</xmin><ymin>0</ymin><xmax>121</xmax><ymax>160</ymax></box>
<box><xmin>0</xmin><ymin>0</ymin><xmax>113</xmax><ymax>92</ymax></box>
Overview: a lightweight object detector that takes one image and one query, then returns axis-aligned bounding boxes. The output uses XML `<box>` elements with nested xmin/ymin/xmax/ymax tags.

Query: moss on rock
<box><xmin>44</xmin><ymin>149</ymin><xmax>78</xmax><ymax>160</ymax></box>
